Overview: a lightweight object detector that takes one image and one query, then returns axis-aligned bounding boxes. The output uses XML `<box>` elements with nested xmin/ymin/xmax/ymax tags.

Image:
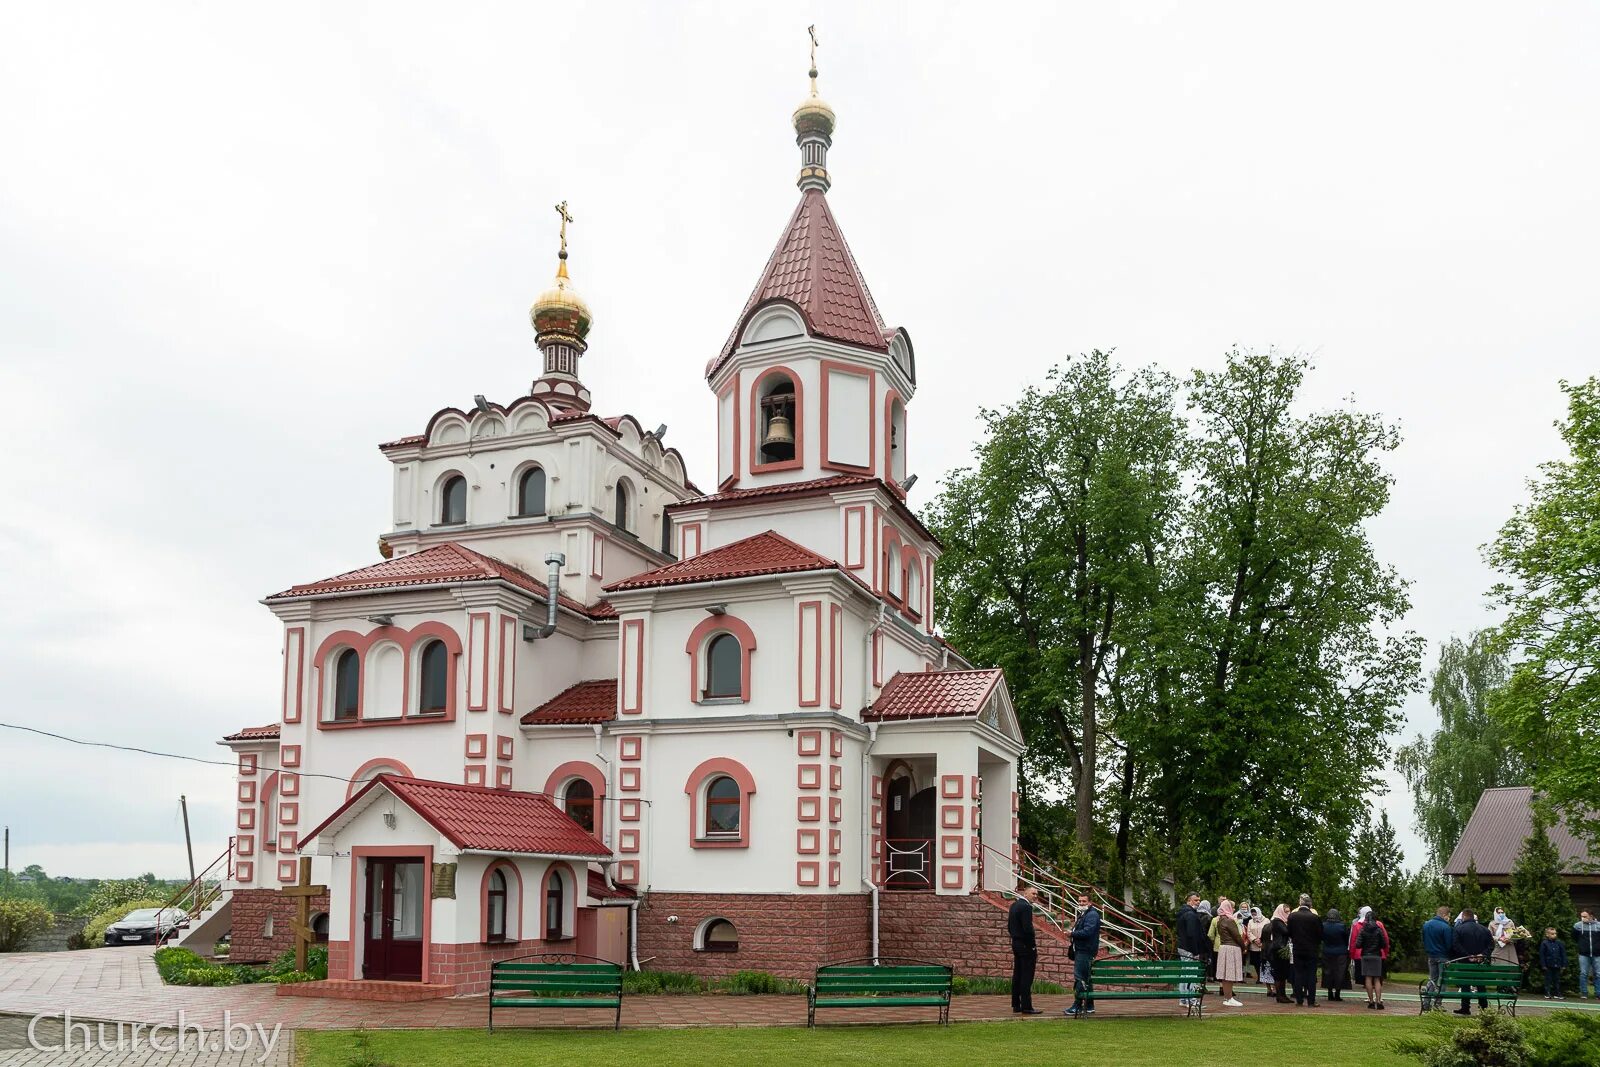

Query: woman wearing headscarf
<box><xmin>1321</xmin><ymin>907</ymin><xmax>1351</xmax><ymax>1001</ymax></box>
<box><xmin>1349</xmin><ymin>906</ymin><xmax>1392</xmax><ymax>1009</ymax></box>
<box><xmin>1264</xmin><ymin>905</ymin><xmax>1294</xmax><ymax>1003</ymax></box>
<box><xmin>1197</xmin><ymin>900</ymin><xmax>1216</xmax><ymax>984</ymax></box>
<box><xmin>1489</xmin><ymin>907</ymin><xmax>1520</xmax><ymax>967</ymax></box>
<box><xmin>1214</xmin><ymin>899</ymin><xmax>1247</xmax><ymax>1007</ymax></box>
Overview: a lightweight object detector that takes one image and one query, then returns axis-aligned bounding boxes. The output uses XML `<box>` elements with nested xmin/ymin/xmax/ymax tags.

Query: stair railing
<box><xmin>982</xmin><ymin>842</ymin><xmax>1172</xmax><ymax>958</ymax></box>
<box><xmin>156</xmin><ymin>838</ymin><xmax>235</xmax><ymax>939</ymax></box>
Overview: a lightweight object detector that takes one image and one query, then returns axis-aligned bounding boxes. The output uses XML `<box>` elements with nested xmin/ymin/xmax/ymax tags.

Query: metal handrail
<box><xmin>982</xmin><ymin>842</ymin><xmax>1172</xmax><ymax>958</ymax></box>
<box><xmin>155</xmin><ymin>840</ymin><xmax>235</xmax><ymax>939</ymax></box>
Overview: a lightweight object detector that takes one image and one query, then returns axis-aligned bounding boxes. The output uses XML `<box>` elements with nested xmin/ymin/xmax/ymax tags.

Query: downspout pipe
<box><xmin>860</xmin><ymin>604</ymin><xmax>888</xmax><ymax>964</ymax></box>
<box><xmin>523</xmin><ymin>552</ymin><xmax>566</xmax><ymax>640</ymax></box>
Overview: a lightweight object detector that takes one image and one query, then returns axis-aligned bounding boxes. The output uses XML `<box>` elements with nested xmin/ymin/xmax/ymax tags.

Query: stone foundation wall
<box><xmin>228</xmin><ymin>888</ymin><xmax>329</xmax><ymax>964</ymax></box>
<box><xmin>428</xmin><ymin>940</ymin><xmax>549</xmax><ymax>995</ymax></box>
<box><xmin>636</xmin><ymin>892</ymin><xmax>871</xmax><ymax>979</ymax></box>
<box><xmin>878</xmin><ymin>891</ymin><xmax>1074</xmax><ymax>983</ymax></box>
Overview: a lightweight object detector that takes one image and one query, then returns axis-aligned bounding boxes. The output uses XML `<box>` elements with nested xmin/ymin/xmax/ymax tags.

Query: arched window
<box><xmin>311</xmin><ymin>912</ymin><xmax>329</xmax><ymax>943</ymax></box>
<box><xmin>699</xmin><ymin>917</ymin><xmax>739</xmax><ymax>953</ymax></box>
<box><xmin>562</xmin><ymin>779</ymin><xmax>595</xmax><ymax>834</ymax></box>
<box><xmin>887</xmin><ymin>395</ymin><xmax>907</xmax><ymax>484</ymax></box>
<box><xmin>704</xmin><ymin>634</ymin><xmax>742</xmax><ymax>700</ymax></box>
<box><xmin>660</xmin><ymin>513</ymin><xmax>673</xmax><ymax>556</ymax></box>
<box><xmin>613</xmin><ymin>481</ymin><xmax>631</xmax><ymax>533</ymax></box>
<box><xmin>486</xmin><ymin>869</ymin><xmax>509</xmax><ymax>942</ymax></box>
<box><xmin>333</xmin><ymin>648</ymin><xmax>360</xmax><ymax>721</ymax></box>
<box><xmin>704</xmin><ymin>775</ymin><xmax>742</xmax><ymax>838</ymax></box>
<box><xmin>756</xmin><ymin>372</ymin><xmax>797</xmax><ymax>466</ymax></box>
<box><xmin>543</xmin><ymin>867</ymin><xmax>566</xmax><ymax>941</ymax></box>
<box><xmin>904</xmin><ymin>557</ymin><xmax>921</xmax><ymax>615</ymax></box>
<box><xmin>517</xmin><ymin>467</ymin><xmax>546</xmax><ymax>517</ymax></box>
<box><xmin>417</xmin><ymin>640</ymin><xmax>448</xmax><ymax>715</ymax></box>
<box><xmin>440</xmin><ymin>475</ymin><xmax>467</xmax><ymax>525</ymax></box>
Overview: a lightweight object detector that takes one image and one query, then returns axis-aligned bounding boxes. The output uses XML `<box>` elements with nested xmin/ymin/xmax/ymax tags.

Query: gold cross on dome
<box><xmin>554</xmin><ymin>200</ymin><xmax>574</xmax><ymax>259</ymax></box>
<box><xmin>807</xmin><ymin>25</ymin><xmax>819</xmax><ymax>87</ymax></box>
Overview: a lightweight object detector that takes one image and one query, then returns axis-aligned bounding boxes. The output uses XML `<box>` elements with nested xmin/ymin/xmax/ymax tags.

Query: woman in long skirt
<box><xmin>1321</xmin><ymin>907</ymin><xmax>1351</xmax><ymax>1001</ymax></box>
<box><xmin>1215</xmin><ymin>899</ymin><xmax>1247</xmax><ymax>1007</ymax></box>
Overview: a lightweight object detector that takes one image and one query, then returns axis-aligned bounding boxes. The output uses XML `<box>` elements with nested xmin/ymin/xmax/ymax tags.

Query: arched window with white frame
<box><xmin>439</xmin><ymin>474</ymin><xmax>467</xmax><ymax>525</ymax></box>
<box><xmin>416</xmin><ymin>639</ymin><xmax>448</xmax><ymax>715</ymax></box>
<box><xmin>332</xmin><ymin>648</ymin><xmax>360</xmax><ymax>722</ymax></box>
<box><xmin>516</xmin><ymin>466</ymin><xmax>546</xmax><ymax>517</ymax></box>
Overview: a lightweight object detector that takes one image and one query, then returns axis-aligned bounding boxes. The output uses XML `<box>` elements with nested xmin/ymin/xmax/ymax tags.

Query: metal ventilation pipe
<box><xmin>523</xmin><ymin>552</ymin><xmax>566</xmax><ymax>641</ymax></box>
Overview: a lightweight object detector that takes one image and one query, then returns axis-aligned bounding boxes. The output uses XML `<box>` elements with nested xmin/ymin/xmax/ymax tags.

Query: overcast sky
<box><xmin>1</xmin><ymin>2</ymin><xmax>1595</xmax><ymax>880</ymax></box>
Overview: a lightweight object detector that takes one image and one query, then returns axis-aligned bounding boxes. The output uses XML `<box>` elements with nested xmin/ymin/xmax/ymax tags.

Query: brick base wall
<box><xmin>228</xmin><ymin>888</ymin><xmax>330</xmax><ymax>964</ymax></box>
<box><xmin>878</xmin><ymin>891</ymin><xmax>1074</xmax><ymax>983</ymax></box>
<box><xmin>429</xmin><ymin>940</ymin><xmax>549</xmax><ymax>995</ymax></box>
<box><xmin>637</xmin><ymin>893</ymin><xmax>871</xmax><ymax>980</ymax></box>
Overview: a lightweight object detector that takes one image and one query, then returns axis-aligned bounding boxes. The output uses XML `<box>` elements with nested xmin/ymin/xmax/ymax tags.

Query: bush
<box><xmin>262</xmin><ymin>945</ymin><xmax>328</xmax><ymax>983</ymax></box>
<box><xmin>1393</xmin><ymin>1010</ymin><xmax>1600</xmax><ymax>1067</ymax></box>
<box><xmin>622</xmin><ymin>970</ymin><xmax>706</xmax><ymax>995</ymax></box>
<box><xmin>0</xmin><ymin>898</ymin><xmax>54</xmax><ymax>953</ymax></box>
<box><xmin>952</xmin><ymin>975</ymin><xmax>1068</xmax><ymax>996</ymax></box>
<box><xmin>712</xmin><ymin>970</ymin><xmax>805</xmax><ymax>995</ymax></box>
<box><xmin>74</xmin><ymin>878</ymin><xmax>167</xmax><ymax>920</ymax></box>
<box><xmin>79</xmin><ymin>898</ymin><xmax>168</xmax><ymax>949</ymax></box>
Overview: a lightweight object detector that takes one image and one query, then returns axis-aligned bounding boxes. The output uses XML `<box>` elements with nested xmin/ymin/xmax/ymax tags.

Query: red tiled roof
<box><xmin>378</xmin><ymin>433</ymin><xmax>426</xmax><ymax>451</ymax></box>
<box><xmin>303</xmin><ymin>775</ymin><xmax>610</xmax><ymax>858</ymax></box>
<box><xmin>222</xmin><ymin>724</ymin><xmax>280</xmax><ymax>743</ymax></box>
<box><xmin>863</xmin><ymin>669</ymin><xmax>1004</xmax><ymax>722</ymax></box>
<box><xmin>588</xmin><ymin>870</ymin><xmax>636</xmax><ymax>901</ymax></box>
<box><xmin>522</xmin><ymin>680</ymin><xmax>618</xmax><ymax>725</ymax></box>
<box><xmin>606</xmin><ymin>531</ymin><xmax>838</xmax><ymax>592</ymax></box>
<box><xmin>1443</xmin><ymin>786</ymin><xmax>1595</xmax><ymax>877</ymax></box>
<box><xmin>267</xmin><ymin>543</ymin><xmax>615</xmax><ymax>619</ymax></box>
<box><xmin>666</xmin><ymin>474</ymin><xmax>942</xmax><ymax>550</ymax></box>
<box><xmin>707</xmin><ymin>189</ymin><xmax>889</xmax><ymax>378</ymax></box>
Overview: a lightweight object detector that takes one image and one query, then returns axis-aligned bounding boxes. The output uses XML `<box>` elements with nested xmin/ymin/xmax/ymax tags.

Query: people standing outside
<box><xmin>1321</xmin><ymin>907</ymin><xmax>1350</xmax><ymax>1002</ymax></box>
<box><xmin>1539</xmin><ymin>928</ymin><xmax>1568</xmax><ymax>1000</ymax></box>
<box><xmin>1215</xmin><ymin>899</ymin><xmax>1247</xmax><ymax>1008</ymax></box>
<box><xmin>1243</xmin><ymin>904</ymin><xmax>1266</xmax><ymax>983</ymax></box>
<box><xmin>1573</xmin><ymin>910</ymin><xmax>1600</xmax><ymax>1000</ymax></box>
<box><xmin>1287</xmin><ymin>894</ymin><xmax>1322</xmax><ymax>1007</ymax></box>
<box><xmin>1423</xmin><ymin>906</ymin><xmax>1454</xmax><ymax>1011</ymax></box>
<box><xmin>1350</xmin><ymin>906</ymin><xmax>1391</xmax><ymax>1009</ymax></box>
<box><xmin>1064</xmin><ymin>892</ymin><xmax>1102</xmax><ymax>1016</ymax></box>
<box><xmin>1175</xmin><ymin>892</ymin><xmax>1208</xmax><ymax>1009</ymax></box>
<box><xmin>1196</xmin><ymin>900</ymin><xmax>1215</xmax><ymax>982</ymax></box>
<box><xmin>1489</xmin><ymin>906</ymin><xmax>1519</xmax><ymax>967</ymax></box>
<box><xmin>1265</xmin><ymin>905</ymin><xmax>1293</xmax><ymax>1003</ymax></box>
<box><xmin>1451</xmin><ymin>908</ymin><xmax>1494</xmax><ymax>1015</ymax></box>
<box><xmin>1008</xmin><ymin>884</ymin><xmax>1042</xmax><ymax>1014</ymax></box>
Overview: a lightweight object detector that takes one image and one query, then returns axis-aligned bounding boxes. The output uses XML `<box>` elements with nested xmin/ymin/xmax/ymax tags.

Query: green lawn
<box><xmin>299</xmin><ymin>1014</ymin><xmax>1422</xmax><ymax>1067</ymax></box>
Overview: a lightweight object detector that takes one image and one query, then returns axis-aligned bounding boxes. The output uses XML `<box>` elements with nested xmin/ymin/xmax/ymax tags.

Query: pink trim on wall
<box><xmin>940</xmin><ymin>804</ymin><xmax>965</xmax><ymax>829</ymax></box>
<box><xmin>236</xmin><ymin>835</ymin><xmax>254</xmax><ymax>858</ymax></box>
<box><xmin>282</xmin><ymin>626</ymin><xmax>305</xmax><ymax>724</ymax></box>
<box><xmin>829</xmin><ymin>828</ymin><xmax>842</xmax><ymax>855</ymax></box>
<box><xmin>924</xmin><ymin>557</ymin><xmax>935</xmax><ymax>632</ymax></box>
<box><xmin>796</xmin><ymin>861</ymin><xmax>820</xmax><ymax>887</ymax></box>
<box><xmin>684</xmin><ymin>757</ymin><xmax>756</xmax><ymax>849</ymax></box>
<box><xmin>619</xmin><ymin>767</ymin><xmax>640</xmax><ymax>792</ymax></box>
<box><xmin>277</xmin><ymin>831</ymin><xmax>298</xmax><ymax>854</ymax></box>
<box><xmin>883</xmin><ymin>388</ymin><xmax>906</xmax><ymax>490</ymax></box>
<box><xmin>796</xmin><ymin>600</ymin><xmax>823</xmax><ymax>707</ymax></box>
<box><xmin>240</xmin><ymin>754</ymin><xmax>257</xmax><ymax>776</ymax></box>
<box><xmin>749</xmin><ymin>364</ymin><xmax>805</xmax><ymax>473</ymax></box>
<box><xmin>280</xmin><ymin>773</ymin><xmax>299</xmax><ymax>797</ymax></box>
<box><xmin>237</xmin><ymin>809</ymin><xmax>255</xmax><ymax>830</ymax></box>
<box><xmin>496</xmin><ymin>735</ymin><xmax>514</xmax><ymax>762</ymax></box>
<box><xmin>797</xmin><ymin>797</ymin><xmax>821</xmax><ymax>822</ymax></box>
<box><xmin>618</xmin><ymin>736</ymin><xmax>642</xmax><ymax>761</ymax></box>
<box><xmin>679</xmin><ymin>521</ymin><xmax>704</xmax><ymax>559</ymax></box>
<box><xmin>830</xmin><ymin>731</ymin><xmax>844</xmax><ymax>758</ymax></box>
<box><xmin>941</xmin><ymin>835</ymin><xmax>964</xmax><ymax>859</ymax></box>
<box><xmin>465</xmin><ymin>734</ymin><xmax>487</xmax><ymax>759</ymax></box>
<box><xmin>238</xmin><ymin>782</ymin><xmax>256</xmax><ymax>804</ymax></box>
<box><xmin>349</xmin><ymin>845</ymin><xmax>434</xmax><ymax>981</ymax></box>
<box><xmin>465</xmin><ymin>765</ymin><xmax>487</xmax><ymax>787</ymax></box>
<box><xmin>829</xmin><ymin>765</ymin><xmax>843</xmax><ymax>791</ymax></box>
<box><xmin>234</xmin><ymin>860</ymin><xmax>254</xmax><ymax>883</ymax></box>
<box><xmin>940</xmin><ymin>865</ymin><xmax>964</xmax><ymax>890</ymax></box>
<box><xmin>818</xmin><ymin>359</ymin><xmax>876</xmax><ymax>474</ymax></box>
<box><xmin>479</xmin><ymin>859</ymin><xmax>522</xmax><ymax>944</ymax></box>
<box><xmin>797</xmin><ymin>828</ymin><xmax>821</xmax><ymax>854</ymax></box>
<box><xmin>495</xmin><ymin>766</ymin><xmax>513</xmax><ymax>790</ymax></box>
<box><xmin>496</xmin><ymin>616</ymin><xmax>517</xmax><ymax>714</ymax></box>
<box><xmin>717</xmin><ymin>376</ymin><xmax>740</xmax><ymax>489</ymax></box>
<box><xmin>345</xmin><ymin>758</ymin><xmax>414</xmax><ymax>800</ymax></box>
<box><xmin>615</xmin><ymin>860</ymin><xmax>639</xmax><ymax>885</ymax></box>
<box><xmin>280</xmin><ymin>745</ymin><xmax>301</xmax><ymax>768</ymax></box>
<box><xmin>971</xmin><ymin>776</ymin><xmax>982</xmax><ymax>798</ymax></box>
<box><xmin>796</xmin><ymin>730</ymin><xmax>822</xmax><ymax>756</ymax></box>
<box><xmin>797</xmin><ymin>764</ymin><xmax>822</xmax><ymax>790</ymax></box>
<box><xmin>618</xmin><ymin>799</ymin><xmax>641</xmax><ymax>821</ymax></box>
<box><xmin>828</xmin><ymin>797</ymin><xmax>842</xmax><ymax>823</ymax></box>
<box><xmin>620</xmin><ymin>619</ymin><xmax>645</xmax><ymax>715</ymax></box>
<box><xmin>871</xmin><ymin>630</ymin><xmax>883</xmax><ymax>687</ymax></box>
<box><xmin>278</xmin><ymin>803</ymin><xmax>299</xmax><ymax>827</ymax></box>
<box><xmin>543</xmin><ymin>761</ymin><xmax>606</xmax><ymax>802</ymax></box>
<box><xmin>683</xmin><ymin>613</ymin><xmax>756</xmax><ymax>703</ymax></box>
<box><xmin>277</xmin><ymin>860</ymin><xmax>298</xmax><ymax>883</ymax></box>
<box><xmin>312</xmin><ymin>622</ymin><xmax>463</xmax><ymax>729</ymax></box>
<box><xmin>828</xmin><ymin>861</ymin><xmax>841</xmax><ymax>887</ymax></box>
<box><xmin>900</xmin><ymin>545</ymin><xmax>923</xmax><ymax>621</ymax></box>
<box><xmin>829</xmin><ymin>604</ymin><xmax>843</xmax><ymax>709</ymax></box>
<box><xmin>842</xmin><ymin>505</ymin><xmax>867</xmax><ymax>569</ymax></box>
<box><xmin>940</xmin><ymin>775</ymin><xmax>964</xmax><ymax>798</ymax></box>
<box><xmin>618</xmin><ymin>829</ymin><xmax>639</xmax><ymax>853</ymax></box>
<box><xmin>466</xmin><ymin>613</ymin><xmax>491</xmax><ymax>711</ymax></box>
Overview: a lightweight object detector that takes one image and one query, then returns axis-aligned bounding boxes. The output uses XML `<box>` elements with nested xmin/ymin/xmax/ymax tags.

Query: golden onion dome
<box><xmin>529</xmin><ymin>259</ymin><xmax>592</xmax><ymax>343</ymax></box>
<box><xmin>793</xmin><ymin>91</ymin><xmax>835</xmax><ymax>137</ymax></box>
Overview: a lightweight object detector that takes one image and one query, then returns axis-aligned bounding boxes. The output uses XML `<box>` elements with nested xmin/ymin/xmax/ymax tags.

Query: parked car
<box><xmin>103</xmin><ymin>908</ymin><xmax>188</xmax><ymax>946</ymax></box>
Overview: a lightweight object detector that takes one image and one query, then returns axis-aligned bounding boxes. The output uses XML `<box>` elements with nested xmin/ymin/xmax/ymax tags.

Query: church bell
<box><xmin>762</xmin><ymin>411</ymin><xmax>796</xmax><ymax>459</ymax></box>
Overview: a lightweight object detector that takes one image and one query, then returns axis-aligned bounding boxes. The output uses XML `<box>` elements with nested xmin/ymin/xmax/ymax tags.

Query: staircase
<box><xmin>164</xmin><ymin>841</ymin><xmax>236</xmax><ymax>952</ymax></box>
<box><xmin>979</xmin><ymin>843</ymin><xmax>1172</xmax><ymax>958</ymax></box>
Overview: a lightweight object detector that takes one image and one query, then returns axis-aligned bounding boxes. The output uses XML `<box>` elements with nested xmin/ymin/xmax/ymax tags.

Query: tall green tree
<box><xmin>1395</xmin><ymin>632</ymin><xmax>1521</xmax><ymax>866</ymax></box>
<box><xmin>929</xmin><ymin>350</ymin><xmax>1183</xmax><ymax>851</ymax></box>
<box><xmin>1487</xmin><ymin>377</ymin><xmax>1600</xmax><ymax>853</ymax></box>
<box><xmin>1508</xmin><ymin>814</ymin><xmax>1574</xmax><ymax>957</ymax></box>
<box><xmin>1142</xmin><ymin>350</ymin><xmax>1423</xmax><ymax>877</ymax></box>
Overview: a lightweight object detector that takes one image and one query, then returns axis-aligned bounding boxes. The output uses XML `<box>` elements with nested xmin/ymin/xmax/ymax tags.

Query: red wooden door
<box><xmin>363</xmin><ymin>859</ymin><xmax>424</xmax><ymax>981</ymax></box>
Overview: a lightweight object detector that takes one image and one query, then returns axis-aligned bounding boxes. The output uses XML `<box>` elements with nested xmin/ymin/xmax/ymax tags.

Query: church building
<box><xmin>210</xmin><ymin>45</ymin><xmax>1025</xmax><ymax>997</ymax></box>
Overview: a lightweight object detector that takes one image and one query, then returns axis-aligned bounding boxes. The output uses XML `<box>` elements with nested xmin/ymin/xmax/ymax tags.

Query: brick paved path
<box><xmin>0</xmin><ymin>1011</ymin><xmax>293</xmax><ymax>1066</ymax></box>
<box><xmin>1</xmin><ymin>948</ymin><xmax>1591</xmax><ymax>1036</ymax></box>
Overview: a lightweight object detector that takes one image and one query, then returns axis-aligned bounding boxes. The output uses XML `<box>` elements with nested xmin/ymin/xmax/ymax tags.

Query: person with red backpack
<box><xmin>1348</xmin><ymin>905</ymin><xmax>1392</xmax><ymax>1009</ymax></box>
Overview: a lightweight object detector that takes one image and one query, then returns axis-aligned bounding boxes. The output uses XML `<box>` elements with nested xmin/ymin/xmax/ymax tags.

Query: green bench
<box><xmin>807</xmin><ymin>958</ymin><xmax>953</xmax><ymax>1027</ymax></box>
<box><xmin>487</xmin><ymin>953</ymin><xmax>623</xmax><ymax>1031</ymax></box>
<box><xmin>1079</xmin><ymin>957</ymin><xmax>1207</xmax><ymax>1017</ymax></box>
<box><xmin>1421</xmin><ymin>960</ymin><xmax>1522</xmax><ymax>1016</ymax></box>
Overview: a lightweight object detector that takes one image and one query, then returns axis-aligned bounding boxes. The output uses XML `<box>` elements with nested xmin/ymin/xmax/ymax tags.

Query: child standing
<box><xmin>1539</xmin><ymin>927</ymin><xmax>1568</xmax><ymax>999</ymax></box>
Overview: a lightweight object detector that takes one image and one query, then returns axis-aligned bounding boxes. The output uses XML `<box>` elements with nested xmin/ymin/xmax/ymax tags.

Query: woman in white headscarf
<box><xmin>1489</xmin><ymin>907</ymin><xmax>1519</xmax><ymax>966</ymax></box>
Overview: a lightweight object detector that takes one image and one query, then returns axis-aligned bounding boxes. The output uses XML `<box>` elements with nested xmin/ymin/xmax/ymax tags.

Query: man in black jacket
<box><xmin>1009</xmin><ymin>885</ymin><xmax>1042</xmax><ymax>1014</ymax></box>
<box><xmin>1287</xmin><ymin>895</ymin><xmax>1323</xmax><ymax>1006</ymax></box>
<box><xmin>1175</xmin><ymin>892</ymin><xmax>1207</xmax><ymax>1007</ymax></box>
<box><xmin>1451</xmin><ymin>909</ymin><xmax>1495</xmax><ymax>1015</ymax></box>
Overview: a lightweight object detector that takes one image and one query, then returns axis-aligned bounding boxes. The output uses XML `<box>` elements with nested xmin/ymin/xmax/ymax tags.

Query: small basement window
<box><xmin>698</xmin><ymin>917</ymin><xmax>739</xmax><ymax>953</ymax></box>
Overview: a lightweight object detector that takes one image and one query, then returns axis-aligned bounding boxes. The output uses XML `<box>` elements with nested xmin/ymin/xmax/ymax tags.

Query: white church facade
<box><xmin>215</xmin><ymin>53</ymin><xmax>1024</xmax><ymax>996</ymax></box>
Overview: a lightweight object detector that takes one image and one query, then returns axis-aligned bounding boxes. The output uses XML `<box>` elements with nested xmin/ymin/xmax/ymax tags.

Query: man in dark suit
<box><xmin>1008</xmin><ymin>885</ymin><xmax>1042</xmax><ymax>1014</ymax></box>
<box><xmin>1175</xmin><ymin>892</ymin><xmax>1207</xmax><ymax>1007</ymax></box>
<box><xmin>1451</xmin><ymin>908</ymin><xmax>1495</xmax><ymax>1015</ymax></box>
<box><xmin>1287</xmin><ymin>894</ymin><xmax>1324</xmax><ymax>1006</ymax></box>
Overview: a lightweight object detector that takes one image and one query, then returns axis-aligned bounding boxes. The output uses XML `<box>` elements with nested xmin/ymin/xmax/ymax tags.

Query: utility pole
<box><xmin>3</xmin><ymin>826</ymin><xmax>8</xmax><ymax>874</ymax></box>
<box><xmin>179</xmin><ymin>797</ymin><xmax>196</xmax><ymax>886</ymax></box>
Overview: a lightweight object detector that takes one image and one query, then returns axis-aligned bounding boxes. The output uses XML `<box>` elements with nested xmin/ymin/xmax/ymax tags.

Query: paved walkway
<box><xmin>0</xmin><ymin>1011</ymin><xmax>293</xmax><ymax>1066</ymax></box>
<box><xmin>2</xmin><ymin>948</ymin><xmax>1594</xmax><ymax>1037</ymax></box>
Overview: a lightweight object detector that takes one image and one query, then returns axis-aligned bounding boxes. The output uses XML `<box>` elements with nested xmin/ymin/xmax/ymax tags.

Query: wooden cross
<box><xmin>279</xmin><ymin>856</ymin><xmax>328</xmax><ymax>973</ymax></box>
<box><xmin>553</xmin><ymin>200</ymin><xmax>574</xmax><ymax>259</ymax></box>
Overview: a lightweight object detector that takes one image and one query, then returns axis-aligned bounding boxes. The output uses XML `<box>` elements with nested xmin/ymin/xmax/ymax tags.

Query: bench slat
<box><xmin>814</xmin><ymin>996</ymin><xmax>948</xmax><ymax>1006</ymax></box>
<box><xmin>491</xmin><ymin>997</ymin><xmax>621</xmax><ymax>1008</ymax></box>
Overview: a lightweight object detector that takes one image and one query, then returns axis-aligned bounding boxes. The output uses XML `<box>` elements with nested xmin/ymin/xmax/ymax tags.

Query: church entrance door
<box><xmin>362</xmin><ymin>858</ymin><xmax>424</xmax><ymax>981</ymax></box>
